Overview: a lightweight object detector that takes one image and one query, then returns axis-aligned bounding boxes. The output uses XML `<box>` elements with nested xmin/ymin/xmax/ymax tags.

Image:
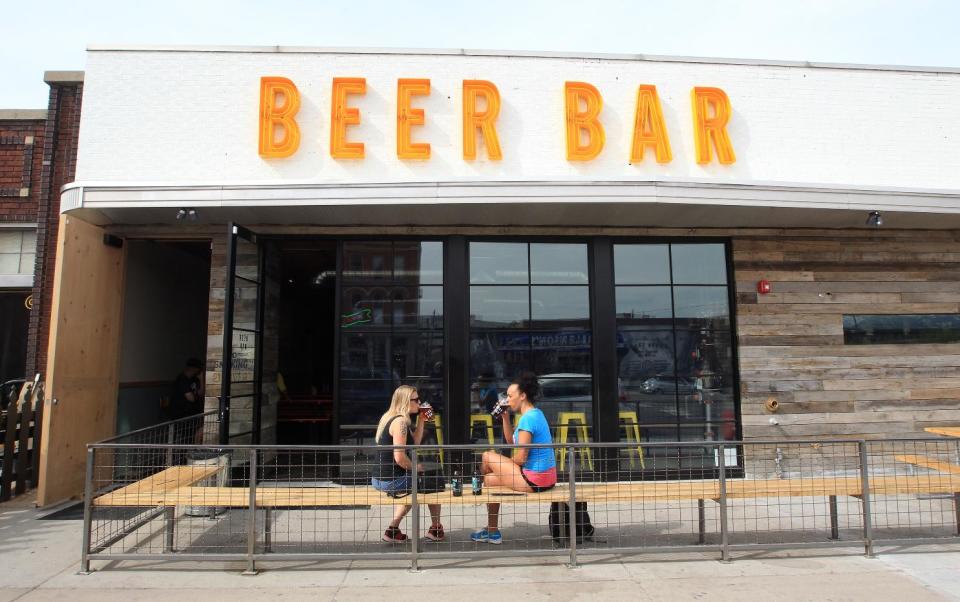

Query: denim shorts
<box><xmin>371</xmin><ymin>475</ymin><xmax>412</xmax><ymax>493</ymax></box>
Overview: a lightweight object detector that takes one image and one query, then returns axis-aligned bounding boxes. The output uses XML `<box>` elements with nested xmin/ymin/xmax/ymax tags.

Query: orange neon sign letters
<box><xmin>630</xmin><ymin>85</ymin><xmax>672</xmax><ymax>164</ymax></box>
<box><xmin>692</xmin><ymin>87</ymin><xmax>736</xmax><ymax>165</ymax></box>
<box><xmin>564</xmin><ymin>82</ymin><xmax>605</xmax><ymax>161</ymax></box>
<box><xmin>258</xmin><ymin>77</ymin><xmax>301</xmax><ymax>158</ymax></box>
<box><xmin>462</xmin><ymin>80</ymin><xmax>502</xmax><ymax>160</ymax></box>
<box><xmin>397</xmin><ymin>78</ymin><xmax>431</xmax><ymax>160</ymax></box>
<box><xmin>330</xmin><ymin>77</ymin><xmax>366</xmax><ymax>159</ymax></box>
<box><xmin>257</xmin><ymin>77</ymin><xmax>736</xmax><ymax>165</ymax></box>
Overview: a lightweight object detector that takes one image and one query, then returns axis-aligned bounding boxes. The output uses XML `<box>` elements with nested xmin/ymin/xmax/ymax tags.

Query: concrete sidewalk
<box><xmin>2</xmin><ymin>493</ymin><xmax>958</xmax><ymax>601</ymax></box>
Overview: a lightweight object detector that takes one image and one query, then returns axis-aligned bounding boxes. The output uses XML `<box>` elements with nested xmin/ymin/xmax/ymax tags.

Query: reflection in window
<box><xmin>531</xmin><ymin>244</ymin><xmax>589</xmax><ymax>284</ymax></box>
<box><xmin>339</xmin><ymin>241</ymin><xmax>444</xmax><ymax>437</ymax></box>
<box><xmin>843</xmin><ymin>314</ymin><xmax>960</xmax><ymax>345</ymax></box>
<box><xmin>671</xmin><ymin>243</ymin><xmax>727</xmax><ymax>284</ymax></box>
<box><xmin>470</xmin><ymin>242</ymin><xmax>528</xmax><ymax>284</ymax></box>
<box><xmin>614</xmin><ymin>242</ymin><xmax>735</xmax><ymax>474</ymax></box>
<box><xmin>469</xmin><ymin>241</ymin><xmax>593</xmax><ymax>445</ymax></box>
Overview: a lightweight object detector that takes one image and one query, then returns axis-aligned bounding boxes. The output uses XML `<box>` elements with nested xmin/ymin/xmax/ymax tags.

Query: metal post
<box><xmin>858</xmin><ymin>441</ymin><xmax>875</xmax><ymax>558</ymax></box>
<box><xmin>164</xmin><ymin>507</ymin><xmax>175</xmax><ymax>552</ymax></box>
<box><xmin>954</xmin><ymin>493</ymin><xmax>960</xmax><ymax>537</ymax></box>
<box><xmin>829</xmin><ymin>496</ymin><xmax>839</xmax><ymax>540</ymax></box>
<box><xmin>165</xmin><ymin>423</ymin><xmax>174</xmax><ymax>467</ymax></box>
<box><xmin>567</xmin><ymin>444</ymin><xmax>578</xmax><ymax>568</ymax></box>
<box><xmin>697</xmin><ymin>499</ymin><xmax>706</xmax><ymax>544</ymax></box>
<box><xmin>717</xmin><ymin>443</ymin><xmax>730</xmax><ymax>563</ymax></box>
<box><xmin>410</xmin><ymin>448</ymin><xmax>420</xmax><ymax>573</ymax></box>
<box><xmin>79</xmin><ymin>447</ymin><xmax>95</xmax><ymax>574</ymax></box>
<box><xmin>264</xmin><ymin>508</ymin><xmax>272</xmax><ymax>553</ymax></box>
<box><xmin>243</xmin><ymin>449</ymin><xmax>258</xmax><ymax>575</ymax></box>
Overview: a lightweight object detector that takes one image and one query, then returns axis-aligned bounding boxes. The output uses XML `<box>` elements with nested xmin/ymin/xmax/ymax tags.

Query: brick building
<box><xmin>0</xmin><ymin>73</ymin><xmax>82</xmax><ymax>394</ymax></box>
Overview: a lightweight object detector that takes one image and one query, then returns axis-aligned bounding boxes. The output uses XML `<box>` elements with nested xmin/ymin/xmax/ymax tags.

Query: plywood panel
<box><xmin>37</xmin><ymin>216</ymin><xmax>126</xmax><ymax>506</ymax></box>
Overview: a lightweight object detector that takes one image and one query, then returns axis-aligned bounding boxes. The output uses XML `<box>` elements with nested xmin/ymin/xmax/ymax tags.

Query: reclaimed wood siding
<box><xmin>734</xmin><ymin>230</ymin><xmax>960</xmax><ymax>440</ymax></box>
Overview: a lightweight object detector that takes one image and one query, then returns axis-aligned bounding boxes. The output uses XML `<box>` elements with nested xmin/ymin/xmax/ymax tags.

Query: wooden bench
<box><xmin>92</xmin><ymin>471</ymin><xmax>960</xmax><ymax>549</ymax></box>
<box><xmin>896</xmin><ymin>454</ymin><xmax>960</xmax><ymax>475</ymax></box>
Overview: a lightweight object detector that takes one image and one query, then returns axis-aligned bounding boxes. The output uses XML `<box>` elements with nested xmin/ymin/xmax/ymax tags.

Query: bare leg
<box><xmin>480</xmin><ymin>451</ymin><xmax>533</xmax><ymax>531</ymax></box>
<box><xmin>390</xmin><ymin>504</ymin><xmax>412</xmax><ymax>528</ymax></box>
<box><xmin>428</xmin><ymin>504</ymin><xmax>442</xmax><ymax>527</ymax></box>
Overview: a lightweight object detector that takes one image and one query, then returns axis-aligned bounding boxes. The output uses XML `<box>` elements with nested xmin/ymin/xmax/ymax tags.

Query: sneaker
<box><xmin>469</xmin><ymin>528</ymin><xmax>503</xmax><ymax>545</ymax></box>
<box><xmin>382</xmin><ymin>526</ymin><xmax>409</xmax><ymax>543</ymax></box>
<box><xmin>425</xmin><ymin>524</ymin><xmax>445</xmax><ymax>542</ymax></box>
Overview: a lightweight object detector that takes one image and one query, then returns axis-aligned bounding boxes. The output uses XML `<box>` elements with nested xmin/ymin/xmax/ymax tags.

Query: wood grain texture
<box><xmin>734</xmin><ymin>230</ymin><xmax>960</xmax><ymax>441</ymax></box>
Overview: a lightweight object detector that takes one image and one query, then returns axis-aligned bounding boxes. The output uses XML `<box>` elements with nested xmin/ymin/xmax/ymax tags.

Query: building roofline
<box><xmin>85</xmin><ymin>44</ymin><xmax>960</xmax><ymax>75</ymax></box>
<box><xmin>43</xmin><ymin>71</ymin><xmax>84</xmax><ymax>84</ymax></box>
<box><xmin>0</xmin><ymin>110</ymin><xmax>48</xmax><ymax>120</ymax></box>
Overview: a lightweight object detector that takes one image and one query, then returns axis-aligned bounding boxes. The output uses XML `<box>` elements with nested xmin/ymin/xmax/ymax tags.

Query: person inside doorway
<box><xmin>371</xmin><ymin>385</ymin><xmax>444</xmax><ymax>543</ymax></box>
<box><xmin>170</xmin><ymin>357</ymin><xmax>204</xmax><ymax>419</ymax></box>
<box><xmin>471</xmin><ymin>371</ymin><xmax>557</xmax><ymax>544</ymax></box>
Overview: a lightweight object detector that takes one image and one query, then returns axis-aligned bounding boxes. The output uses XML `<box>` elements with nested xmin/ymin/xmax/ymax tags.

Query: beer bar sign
<box><xmin>259</xmin><ymin>78</ymin><xmax>736</xmax><ymax>165</ymax></box>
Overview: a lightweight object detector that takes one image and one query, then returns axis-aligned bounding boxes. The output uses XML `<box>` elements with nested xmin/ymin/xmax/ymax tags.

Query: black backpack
<box><xmin>548</xmin><ymin>501</ymin><xmax>595</xmax><ymax>546</ymax></box>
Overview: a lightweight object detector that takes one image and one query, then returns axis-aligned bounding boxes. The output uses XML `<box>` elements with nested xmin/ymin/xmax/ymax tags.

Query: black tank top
<box><xmin>374</xmin><ymin>415</ymin><xmax>412</xmax><ymax>480</ymax></box>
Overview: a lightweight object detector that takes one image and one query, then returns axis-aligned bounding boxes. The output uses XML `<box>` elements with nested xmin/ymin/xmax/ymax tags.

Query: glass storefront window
<box><xmin>470</xmin><ymin>242</ymin><xmax>528</xmax><ymax>284</ymax></box>
<box><xmin>613</xmin><ymin>244</ymin><xmax>669</xmax><ymax>284</ymax></box>
<box><xmin>531</xmin><ymin>243</ymin><xmax>589</xmax><ymax>284</ymax></box>
<box><xmin>614</xmin><ymin>242</ymin><xmax>735</xmax><ymax>475</ymax></box>
<box><xmin>338</xmin><ymin>241</ymin><xmax>444</xmax><ymax>451</ymax></box>
<box><xmin>671</xmin><ymin>243</ymin><xmax>727</xmax><ymax>284</ymax></box>
<box><xmin>469</xmin><ymin>241</ymin><xmax>593</xmax><ymax>446</ymax></box>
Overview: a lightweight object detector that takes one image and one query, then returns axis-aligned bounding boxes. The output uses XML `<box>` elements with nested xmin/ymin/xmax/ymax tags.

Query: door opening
<box><xmin>117</xmin><ymin>240</ymin><xmax>211</xmax><ymax>434</ymax></box>
<box><xmin>275</xmin><ymin>239</ymin><xmax>338</xmax><ymax>445</ymax></box>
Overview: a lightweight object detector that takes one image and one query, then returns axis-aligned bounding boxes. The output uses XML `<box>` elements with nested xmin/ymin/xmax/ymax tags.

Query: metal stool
<box><xmin>618</xmin><ymin>411</ymin><xmax>646</xmax><ymax>469</ymax></box>
<box><xmin>429</xmin><ymin>413</ymin><xmax>444</xmax><ymax>466</ymax></box>
<box><xmin>469</xmin><ymin>413</ymin><xmax>495</xmax><ymax>445</ymax></box>
<box><xmin>555</xmin><ymin>412</ymin><xmax>594</xmax><ymax>471</ymax></box>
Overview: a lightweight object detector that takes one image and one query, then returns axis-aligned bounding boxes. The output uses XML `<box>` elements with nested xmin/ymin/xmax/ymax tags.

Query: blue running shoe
<box><xmin>470</xmin><ymin>528</ymin><xmax>503</xmax><ymax>544</ymax></box>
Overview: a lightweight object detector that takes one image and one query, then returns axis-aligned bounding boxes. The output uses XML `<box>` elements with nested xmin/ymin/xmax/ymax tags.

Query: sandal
<box><xmin>425</xmin><ymin>524</ymin><xmax>445</xmax><ymax>542</ymax></box>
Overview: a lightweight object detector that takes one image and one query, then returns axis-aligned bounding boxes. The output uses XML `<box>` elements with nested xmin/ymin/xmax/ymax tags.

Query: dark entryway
<box><xmin>275</xmin><ymin>240</ymin><xmax>338</xmax><ymax>445</ymax></box>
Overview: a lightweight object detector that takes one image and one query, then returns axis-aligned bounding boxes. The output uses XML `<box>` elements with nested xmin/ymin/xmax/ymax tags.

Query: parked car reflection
<box><xmin>640</xmin><ymin>374</ymin><xmax>697</xmax><ymax>395</ymax></box>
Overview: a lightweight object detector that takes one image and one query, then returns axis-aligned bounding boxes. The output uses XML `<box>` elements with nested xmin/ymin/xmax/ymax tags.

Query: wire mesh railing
<box><xmin>81</xmin><ymin>436</ymin><xmax>960</xmax><ymax>573</ymax></box>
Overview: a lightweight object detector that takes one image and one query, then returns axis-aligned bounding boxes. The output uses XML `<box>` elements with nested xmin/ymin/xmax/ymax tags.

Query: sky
<box><xmin>2</xmin><ymin>0</ymin><xmax>959</xmax><ymax>108</ymax></box>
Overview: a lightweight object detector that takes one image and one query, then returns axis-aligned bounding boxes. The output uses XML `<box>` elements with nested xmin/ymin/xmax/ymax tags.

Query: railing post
<box><xmin>858</xmin><ymin>440</ymin><xmax>875</xmax><ymax>558</ymax></box>
<box><xmin>165</xmin><ymin>422</ymin><xmax>175</xmax><ymax>468</ymax></box>
<box><xmin>79</xmin><ymin>446</ymin><xmax>95</xmax><ymax>574</ymax></box>
<box><xmin>717</xmin><ymin>443</ymin><xmax>730</xmax><ymax>563</ymax></box>
<box><xmin>410</xmin><ymin>447</ymin><xmax>420</xmax><ymax>573</ymax></box>
<box><xmin>243</xmin><ymin>448</ymin><xmax>258</xmax><ymax>575</ymax></box>
<box><xmin>567</xmin><ymin>444</ymin><xmax>578</xmax><ymax>568</ymax></box>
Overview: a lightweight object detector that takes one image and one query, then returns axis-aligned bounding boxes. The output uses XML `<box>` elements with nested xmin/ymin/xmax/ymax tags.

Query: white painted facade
<box><xmin>66</xmin><ymin>46</ymin><xmax>960</xmax><ymax>227</ymax></box>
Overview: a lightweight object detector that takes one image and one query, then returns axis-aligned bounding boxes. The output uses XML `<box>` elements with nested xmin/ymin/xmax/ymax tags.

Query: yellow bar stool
<box><xmin>555</xmin><ymin>412</ymin><xmax>594</xmax><ymax>471</ymax></box>
<box><xmin>429</xmin><ymin>414</ymin><xmax>444</xmax><ymax>466</ymax></box>
<box><xmin>469</xmin><ymin>413</ymin><xmax>495</xmax><ymax>445</ymax></box>
<box><xmin>618</xmin><ymin>411</ymin><xmax>646</xmax><ymax>469</ymax></box>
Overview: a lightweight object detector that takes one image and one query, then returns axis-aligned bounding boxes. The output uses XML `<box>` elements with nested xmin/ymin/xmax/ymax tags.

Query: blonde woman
<box><xmin>371</xmin><ymin>385</ymin><xmax>444</xmax><ymax>543</ymax></box>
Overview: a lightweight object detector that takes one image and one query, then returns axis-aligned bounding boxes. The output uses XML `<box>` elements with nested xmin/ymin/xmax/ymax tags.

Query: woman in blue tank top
<box><xmin>471</xmin><ymin>372</ymin><xmax>557</xmax><ymax>544</ymax></box>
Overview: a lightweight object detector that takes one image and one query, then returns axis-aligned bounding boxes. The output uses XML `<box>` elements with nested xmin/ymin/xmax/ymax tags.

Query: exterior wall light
<box><xmin>176</xmin><ymin>208</ymin><xmax>199</xmax><ymax>221</ymax></box>
<box><xmin>866</xmin><ymin>210</ymin><xmax>883</xmax><ymax>227</ymax></box>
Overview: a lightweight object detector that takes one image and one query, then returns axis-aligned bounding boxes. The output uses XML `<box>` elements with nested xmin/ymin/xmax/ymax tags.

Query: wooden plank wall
<box><xmin>734</xmin><ymin>229</ymin><xmax>960</xmax><ymax>440</ymax></box>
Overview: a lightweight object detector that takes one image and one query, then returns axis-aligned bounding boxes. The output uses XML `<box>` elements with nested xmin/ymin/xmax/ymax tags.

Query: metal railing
<box><xmin>80</xmin><ymin>434</ymin><xmax>960</xmax><ymax>573</ymax></box>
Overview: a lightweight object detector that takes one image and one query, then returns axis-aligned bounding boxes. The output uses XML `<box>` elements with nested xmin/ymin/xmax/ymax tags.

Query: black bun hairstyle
<box><xmin>511</xmin><ymin>371</ymin><xmax>540</xmax><ymax>403</ymax></box>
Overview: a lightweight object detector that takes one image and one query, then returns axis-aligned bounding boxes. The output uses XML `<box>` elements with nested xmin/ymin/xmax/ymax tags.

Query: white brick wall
<box><xmin>76</xmin><ymin>49</ymin><xmax>960</xmax><ymax>191</ymax></box>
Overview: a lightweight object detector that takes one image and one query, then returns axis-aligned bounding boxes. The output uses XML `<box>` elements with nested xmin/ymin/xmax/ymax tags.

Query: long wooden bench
<box><xmin>896</xmin><ymin>454</ymin><xmax>960</xmax><ymax>476</ymax></box>
<box><xmin>92</xmin><ymin>469</ymin><xmax>960</xmax><ymax>549</ymax></box>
